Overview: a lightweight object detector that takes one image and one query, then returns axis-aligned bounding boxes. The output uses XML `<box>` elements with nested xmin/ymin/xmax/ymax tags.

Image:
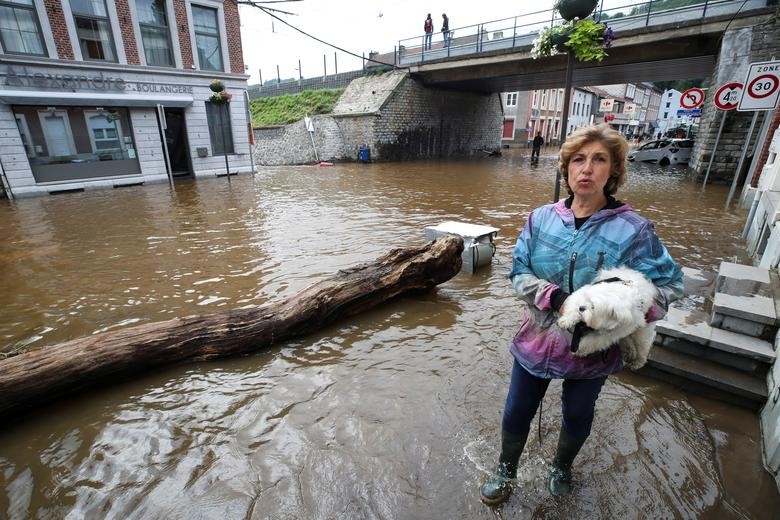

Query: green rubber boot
<box><xmin>548</xmin><ymin>429</ymin><xmax>587</xmax><ymax>497</ymax></box>
<box><xmin>479</xmin><ymin>429</ymin><xmax>528</xmax><ymax>506</ymax></box>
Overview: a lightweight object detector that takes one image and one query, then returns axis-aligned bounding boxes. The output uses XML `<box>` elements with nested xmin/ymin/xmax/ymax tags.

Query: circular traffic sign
<box><xmin>714</xmin><ymin>82</ymin><xmax>743</xmax><ymax>110</ymax></box>
<box><xmin>680</xmin><ymin>88</ymin><xmax>705</xmax><ymax>109</ymax></box>
<box><xmin>747</xmin><ymin>74</ymin><xmax>779</xmax><ymax>99</ymax></box>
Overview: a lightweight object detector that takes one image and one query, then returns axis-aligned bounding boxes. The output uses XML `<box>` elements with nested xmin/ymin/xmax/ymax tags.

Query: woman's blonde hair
<box><xmin>558</xmin><ymin>124</ymin><xmax>628</xmax><ymax>196</ymax></box>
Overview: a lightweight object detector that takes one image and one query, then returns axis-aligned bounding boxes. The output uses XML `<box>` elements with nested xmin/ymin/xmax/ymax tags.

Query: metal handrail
<box><xmin>396</xmin><ymin>0</ymin><xmax>767</xmax><ymax>64</ymax></box>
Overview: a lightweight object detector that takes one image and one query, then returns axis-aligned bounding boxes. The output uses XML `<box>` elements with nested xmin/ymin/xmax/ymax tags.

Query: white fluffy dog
<box><xmin>557</xmin><ymin>266</ymin><xmax>657</xmax><ymax>370</ymax></box>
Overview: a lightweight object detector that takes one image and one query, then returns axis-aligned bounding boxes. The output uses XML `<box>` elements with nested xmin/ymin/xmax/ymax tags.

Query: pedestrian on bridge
<box><xmin>479</xmin><ymin>124</ymin><xmax>683</xmax><ymax>506</ymax></box>
<box><xmin>424</xmin><ymin>14</ymin><xmax>433</xmax><ymax>50</ymax></box>
<box><xmin>441</xmin><ymin>13</ymin><xmax>451</xmax><ymax>47</ymax></box>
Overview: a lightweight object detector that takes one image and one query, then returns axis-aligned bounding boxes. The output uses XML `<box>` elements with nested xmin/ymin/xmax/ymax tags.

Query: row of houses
<box><xmin>500</xmin><ymin>82</ymin><xmax>690</xmax><ymax>146</ymax></box>
<box><xmin>0</xmin><ymin>0</ymin><xmax>253</xmax><ymax>198</ymax></box>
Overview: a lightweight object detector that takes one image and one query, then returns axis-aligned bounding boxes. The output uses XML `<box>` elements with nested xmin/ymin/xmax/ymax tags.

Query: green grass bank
<box><xmin>249</xmin><ymin>89</ymin><xmax>344</xmax><ymax>127</ymax></box>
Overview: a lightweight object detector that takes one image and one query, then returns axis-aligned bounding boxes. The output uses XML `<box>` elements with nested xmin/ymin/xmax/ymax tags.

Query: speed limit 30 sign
<box><xmin>738</xmin><ymin>60</ymin><xmax>780</xmax><ymax>111</ymax></box>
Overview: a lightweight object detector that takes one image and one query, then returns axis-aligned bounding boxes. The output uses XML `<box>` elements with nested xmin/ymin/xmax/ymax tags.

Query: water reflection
<box><xmin>0</xmin><ymin>151</ymin><xmax>773</xmax><ymax>518</ymax></box>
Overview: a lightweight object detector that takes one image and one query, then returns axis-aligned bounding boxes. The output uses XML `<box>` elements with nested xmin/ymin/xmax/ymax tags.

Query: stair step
<box><xmin>713</xmin><ymin>292</ymin><xmax>777</xmax><ymax>325</ymax></box>
<box><xmin>717</xmin><ymin>261</ymin><xmax>772</xmax><ymax>296</ymax></box>
<box><xmin>641</xmin><ymin>346</ymin><xmax>768</xmax><ymax>409</ymax></box>
<box><xmin>657</xmin><ymin>307</ymin><xmax>776</xmax><ymax>363</ymax></box>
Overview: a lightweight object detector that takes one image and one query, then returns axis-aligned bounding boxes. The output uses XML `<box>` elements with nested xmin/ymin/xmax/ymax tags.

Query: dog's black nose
<box><xmin>579</xmin><ymin>306</ymin><xmax>587</xmax><ymax>312</ymax></box>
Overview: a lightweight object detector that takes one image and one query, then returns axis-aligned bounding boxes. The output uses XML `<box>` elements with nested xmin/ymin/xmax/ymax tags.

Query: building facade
<box><xmin>501</xmin><ymin>90</ymin><xmax>530</xmax><ymax>146</ymax></box>
<box><xmin>0</xmin><ymin>0</ymin><xmax>251</xmax><ymax>198</ymax></box>
<box><xmin>591</xmin><ymin>83</ymin><xmax>663</xmax><ymax>138</ymax></box>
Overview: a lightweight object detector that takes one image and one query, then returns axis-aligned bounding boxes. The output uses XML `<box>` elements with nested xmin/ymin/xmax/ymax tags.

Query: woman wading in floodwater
<box><xmin>479</xmin><ymin>124</ymin><xmax>683</xmax><ymax>505</ymax></box>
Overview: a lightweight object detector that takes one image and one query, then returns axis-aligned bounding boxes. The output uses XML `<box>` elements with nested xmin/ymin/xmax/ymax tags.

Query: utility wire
<box><xmin>239</xmin><ymin>2</ymin><xmax>402</xmax><ymax>69</ymax></box>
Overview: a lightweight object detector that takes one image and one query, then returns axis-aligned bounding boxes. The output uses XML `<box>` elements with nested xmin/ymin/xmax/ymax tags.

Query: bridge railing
<box><xmin>397</xmin><ymin>0</ymin><xmax>770</xmax><ymax>65</ymax></box>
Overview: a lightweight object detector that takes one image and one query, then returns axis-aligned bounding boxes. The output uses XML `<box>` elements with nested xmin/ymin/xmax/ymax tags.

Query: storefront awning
<box><xmin>0</xmin><ymin>90</ymin><xmax>193</xmax><ymax>107</ymax></box>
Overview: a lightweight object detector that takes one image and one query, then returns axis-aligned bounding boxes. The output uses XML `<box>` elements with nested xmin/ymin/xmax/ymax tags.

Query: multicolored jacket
<box><xmin>508</xmin><ymin>198</ymin><xmax>684</xmax><ymax>379</ymax></box>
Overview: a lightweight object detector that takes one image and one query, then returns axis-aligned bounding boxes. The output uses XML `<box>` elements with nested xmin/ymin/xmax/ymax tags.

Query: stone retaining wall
<box><xmin>252</xmin><ymin>71</ymin><xmax>502</xmax><ymax>165</ymax></box>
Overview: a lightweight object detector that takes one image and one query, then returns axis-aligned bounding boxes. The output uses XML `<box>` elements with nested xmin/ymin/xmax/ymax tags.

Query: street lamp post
<box><xmin>552</xmin><ymin>0</ymin><xmax>599</xmax><ymax>202</ymax></box>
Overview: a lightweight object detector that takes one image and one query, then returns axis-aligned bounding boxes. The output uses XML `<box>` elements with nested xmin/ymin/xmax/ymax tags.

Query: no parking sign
<box><xmin>738</xmin><ymin>60</ymin><xmax>780</xmax><ymax>111</ymax></box>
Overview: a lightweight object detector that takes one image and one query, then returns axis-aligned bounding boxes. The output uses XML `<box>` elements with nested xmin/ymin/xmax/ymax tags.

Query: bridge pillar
<box><xmin>691</xmin><ymin>17</ymin><xmax>780</xmax><ymax>184</ymax></box>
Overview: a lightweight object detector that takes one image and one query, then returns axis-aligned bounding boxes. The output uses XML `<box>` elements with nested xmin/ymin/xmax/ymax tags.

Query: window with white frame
<box><xmin>70</xmin><ymin>0</ymin><xmax>117</xmax><ymax>61</ymax></box>
<box><xmin>136</xmin><ymin>0</ymin><xmax>173</xmax><ymax>66</ymax></box>
<box><xmin>0</xmin><ymin>0</ymin><xmax>46</xmax><ymax>56</ymax></box>
<box><xmin>506</xmin><ymin>92</ymin><xmax>517</xmax><ymax>107</ymax></box>
<box><xmin>532</xmin><ymin>91</ymin><xmax>538</xmax><ymax>108</ymax></box>
<box><xmin>192</xmin><ymin>4</ymin><xmax>223</xmax><ymax>71</ymax></box>
<box><xmin>84</xmin><ymin>110</ymin><xmax>123</xmax><ymax>152</ymax></box>
<box><xmin>541</xmin><ymin>90</ymin><xmax>548</xmax><ymax>109</ymax></box>
<box><xmin>625</xmin><ymin>84</ymin><xmax>636</xmax><ymax>99</ymax></box>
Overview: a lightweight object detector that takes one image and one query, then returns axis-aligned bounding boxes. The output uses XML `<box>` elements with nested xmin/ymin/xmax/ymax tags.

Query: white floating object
<box><xmin>425</xmin><ymin>221</ymin><xmax>499</xmax><ymax>274</ymax></box>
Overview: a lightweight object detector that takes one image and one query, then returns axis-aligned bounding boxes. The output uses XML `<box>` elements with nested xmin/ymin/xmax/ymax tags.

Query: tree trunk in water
<box><xmin>0</xmin><ymin>236</ymin><xmax>464</xmax><ymax>419</ymax></box>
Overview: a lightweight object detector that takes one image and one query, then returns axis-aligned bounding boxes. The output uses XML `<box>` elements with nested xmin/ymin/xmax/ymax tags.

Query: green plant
<box><xmin>249</xmin><ymin>89</ymin><xmax>344</xmax><ymax>127</ymax></box>
<box><xmin>210</xmin><ymin>79</ymin><xmax>225</xmax><ymax>92</ymax></box>
<box><xmin>209</xmin><ymin>90</ymin><xmax>232</xmax><ymax>104</ymax></box>
<box><xmin>531</xmin><ymin>19</ymin><xmax>613</xmax><ymax>62</ymax></box>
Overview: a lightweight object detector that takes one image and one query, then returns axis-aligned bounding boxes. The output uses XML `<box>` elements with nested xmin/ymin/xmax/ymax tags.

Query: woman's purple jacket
<box><xmin>508</xmin><ymin>198</ymin><xmax>684</xmax><ymax>379</ymax></box>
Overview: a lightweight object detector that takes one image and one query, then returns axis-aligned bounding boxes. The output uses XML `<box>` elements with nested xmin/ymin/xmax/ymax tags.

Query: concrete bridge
<box><xmin>253</xmin><ymin>0</ymin><xmax>780</xmax><ymax>176</ymax></box>
<box><xmin>399</xmin><ymin>0</ymin><xmax>775</xmax><ymax>92</ymax></box>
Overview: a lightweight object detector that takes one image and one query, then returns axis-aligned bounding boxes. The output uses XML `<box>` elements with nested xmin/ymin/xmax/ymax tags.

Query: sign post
<box><xmin>703</xmin><ymin>82</ymin><xmax>742</xmax><ymax>186</ymax></box>
<box><xmin>725</xmin><ymin>60</ymin><xmax>780</xmax><ymax>207</ymax></box>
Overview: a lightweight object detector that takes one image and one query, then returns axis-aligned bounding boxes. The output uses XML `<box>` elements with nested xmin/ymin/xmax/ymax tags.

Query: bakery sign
<box><xmin>1</xmin><ymin>66</ymin><xmax>193</xmax><ymax>94</ymax></box>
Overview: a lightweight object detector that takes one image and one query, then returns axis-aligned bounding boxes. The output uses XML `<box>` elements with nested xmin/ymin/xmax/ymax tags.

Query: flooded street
<box><xmin>0</xmin><ymin>150</ymin><xmax>777</xmax><ymax>518</ymax></box>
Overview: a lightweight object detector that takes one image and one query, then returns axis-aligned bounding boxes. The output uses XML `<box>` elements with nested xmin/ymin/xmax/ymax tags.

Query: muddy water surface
<box><xmin>0</xmin><ymin>150</ymin><xmax>777</xmax><ymax>518</ymax></box>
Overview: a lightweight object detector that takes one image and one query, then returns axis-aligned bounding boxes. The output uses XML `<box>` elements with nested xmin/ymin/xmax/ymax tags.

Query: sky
<box><xmin>237</xmin><ymin>0</ymin><xmax>570</xmax><ymax>85</ymax></box>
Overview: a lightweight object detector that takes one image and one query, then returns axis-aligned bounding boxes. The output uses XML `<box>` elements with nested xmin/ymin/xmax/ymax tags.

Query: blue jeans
<box><xmin>443</xmin><ymin>31</ymin><xmax>451</xmax><ymax>47</ymax></box>
<box><xmin>424</xmin><ymin>33</ymin><xmax>432</xmax><ymax>49</ymax></box>
<box><xmin>502</xmin><ymin>360</ymin><xmax>607</xmax><ymax>440</ymax></box>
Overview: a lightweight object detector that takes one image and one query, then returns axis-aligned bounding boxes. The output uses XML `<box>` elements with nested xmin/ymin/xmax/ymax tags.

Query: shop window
<box><xmin>0</xmin><ymin>0</ymin><xmax>46</xmax><ymax>56</ymax></box>
<box><xmin>137</xmin><ymin>0</ymin><xmax>173</xmax><ymax>66</ymax></box>
<box><xmin>205</xmin><ymin>102</ymin><xmax>233</xmax><ymax>154</ymax></box>
<box><xmin>70</xmin><ymin>0</ymin><xmax>117</xmax><ymax>61</ymax></box>
<box><xmin>13</xmin><ymin>106</ymin><xmax>139</xmax><ymax>183</ymax></box>
<box><xmin>192</xmin><ymin>5</ymin><xmax>222</xmax><ymax>71</ymax></box>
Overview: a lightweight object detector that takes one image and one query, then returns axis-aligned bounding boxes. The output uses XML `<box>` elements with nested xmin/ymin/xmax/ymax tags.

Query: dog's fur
<box><xmin>557</xmin><ymin>266</ymin><xmax>657</xmax><ymax>370</ymax></box>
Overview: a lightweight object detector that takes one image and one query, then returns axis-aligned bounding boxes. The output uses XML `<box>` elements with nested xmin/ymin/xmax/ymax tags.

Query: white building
<box><xmin>0</xmin><ymin>0</ymin><xmax>252</xmax><ymax>198</ymax></box>
<box><xmin>656</xmin><ymin>89</ymin><xmax>685</xmax><ymax>137</ymax></box>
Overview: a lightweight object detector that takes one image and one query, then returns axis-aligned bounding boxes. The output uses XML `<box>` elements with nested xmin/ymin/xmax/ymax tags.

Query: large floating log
<box><xmin>0</xmin><ymin>236</ymin><xmax>464</xmax><ymax>419</ymax></box>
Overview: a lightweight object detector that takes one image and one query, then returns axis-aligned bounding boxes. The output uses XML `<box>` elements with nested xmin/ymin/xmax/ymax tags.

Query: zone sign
<box><xmin>738</xmin><ymin>60</ymin><xmax>780</xmax><ymax>111</ymax></box>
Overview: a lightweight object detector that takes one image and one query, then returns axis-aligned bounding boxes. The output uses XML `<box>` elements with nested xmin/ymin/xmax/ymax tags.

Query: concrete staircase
<box><xmin>640</xmin><ymin>262</ymin><xmax>778</xmax><ymax>410</ymax></box>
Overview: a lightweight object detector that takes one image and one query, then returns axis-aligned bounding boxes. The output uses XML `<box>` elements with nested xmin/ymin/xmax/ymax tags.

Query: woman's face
<box><xmin>568</xmin><ymin>141</ymin><xmax>612</xmax><ymax>199</ymax></box>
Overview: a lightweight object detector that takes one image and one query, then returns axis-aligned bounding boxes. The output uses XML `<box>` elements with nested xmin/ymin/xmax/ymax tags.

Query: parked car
<box><xmin>628</xmin><ymin>138</ymin><xmax>694</xmax><ymax>166</ymax></box>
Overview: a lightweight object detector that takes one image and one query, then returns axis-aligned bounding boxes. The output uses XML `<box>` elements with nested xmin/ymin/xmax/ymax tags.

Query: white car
<box><xmin>628</xmin><ymin>139</ymin><xmax>694</xmax><ymax>166</ymax></box>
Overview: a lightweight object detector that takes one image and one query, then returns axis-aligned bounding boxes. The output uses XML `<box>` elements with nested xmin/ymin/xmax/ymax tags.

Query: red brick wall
<box><xmin>43</xmin><ymin>0</ymin><xmax>74</xmax><ymax>60</ymax></box>
<box><xmin>115</xmin><ymin>0</ymin><xmax>140</xmax><ymax>64</ymax></box>
<box><xmin>173</xmin><ymin>0</ymin><xmax>194</xmax><ymax>69</ymax></box>
<box><xmin>750</xmin><ymin>107</ymin><xmax>780</xmax><ymax>187</ymax></box>
<box><xmin>223</xmin><ymin>0</ymin><xmax>245</xmax><ymax>74</ymax></box>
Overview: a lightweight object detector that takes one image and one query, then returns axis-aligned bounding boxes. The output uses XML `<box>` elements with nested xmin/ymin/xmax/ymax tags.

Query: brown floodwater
<box><xmin>0</xmin><ymin>149</ymin><xmax>777</xmax><ymax>519</ymax></box>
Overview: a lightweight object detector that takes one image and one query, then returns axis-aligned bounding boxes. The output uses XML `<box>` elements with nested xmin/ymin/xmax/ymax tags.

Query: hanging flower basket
<box><xmin>531</xmin><ymin>19</ymin><xmax>613</xmax><ymax>62</ymax></box>
<box><xmin>209</xmin><ymin>79</ymin><xmax>225</xmax><ymax>93</ymax></box>
<box><xmin>209</xmin><ymin>90</ymin><xmax>232</xmax><ymax>104</ymax></box>
<box><xmin>555</xmin><ymin>0</ymin><xmax>599</xmax><ymax>21</ymax></box>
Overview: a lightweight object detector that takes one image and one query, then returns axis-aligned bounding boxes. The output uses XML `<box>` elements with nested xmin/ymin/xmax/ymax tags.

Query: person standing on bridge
<box><xmin>531</xmin><ymin>132</ymin><xmax>544</xmax><ymax>163</ymax></box>
<box><xmin>479</xmin><ymin>124</ymin><xmax>683</xmax><ymax>506</ymax></box>
<box><xmin>424</xmin><ymin>14</ymin><xmax>434</xmax><ymax>50</ymax></box>
<box><xmin>441</xmin><ymin>13</ymin><xmax>451</xmax><ymax>47</ymax></box>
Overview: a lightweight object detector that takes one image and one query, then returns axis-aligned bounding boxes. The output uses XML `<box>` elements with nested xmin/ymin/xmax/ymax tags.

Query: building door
<box><xmin>502</xmin><ymin>119</ymin><xmax>514</xmax><ymax>139</ymax></box>
<box><xmin>163</xmin><ymin>108</ymin><xmax>192</xmax><ymax>176</ymax></box>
